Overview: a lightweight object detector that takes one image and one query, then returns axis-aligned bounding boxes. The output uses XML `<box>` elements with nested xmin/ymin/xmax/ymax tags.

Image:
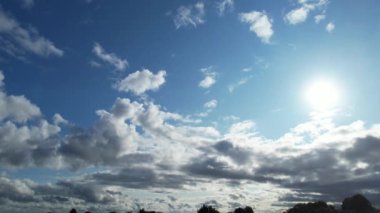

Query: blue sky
<box><xmin>0</xmin><ymin>0</ymin><xmax>380</xmax><ymax>212</ymax></box>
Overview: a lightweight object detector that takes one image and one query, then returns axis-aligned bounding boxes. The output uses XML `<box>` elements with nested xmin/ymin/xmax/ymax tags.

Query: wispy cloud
<box><xmin>199</xmin><ymin>67</ymin><xmax>217</xmax><ymax>89</ymax></box>
<box><xmin>241</xmin><ymin>67</ymin><xmax>253</xmax><ymax>72</ymax></box>
<box><xmin>204</xmin><ymin>99</ymin><xmax>218</xmax><ymax>109</ymax></box>
<box><xmin>114</xmin><ymin>69</ymin><xmax>166</xmax><ymax>95</ymax></box>
<box><xmin>314</xmin><ymin>14</ymin><xmax>326</xmax><ymax>23</ymax></box>
<box><xmin>92</xmin><ymin>42</ymin><xmax>128</xmax><ymax>71</ymax></box>
<box><xmin>0</xmin><ymin>7</ymin><xmax>63</xmax><ymax>58</ymax></box>
<box><xmin>173</xmin><ymin>2</ymin><xmax>205</xmax><ymax>29</ymax></box>
<box><xmin>239</xmin><ymin>11</ymin><xmax>273</xmax><ymax>43</ymax></box>
<box><xmin>216</xmin><ymin>0</ymin><xmax>234</xmax><ymax>16</ymax></box>
<box><xmin>20</xmin><ymin>0</ymin><xmax>34</xmax><ymax>9</ymax></box>
<box><xmin>228</xmin><ymin>76</ymin><xmax>252</xmax><ymax>93</ymax></box>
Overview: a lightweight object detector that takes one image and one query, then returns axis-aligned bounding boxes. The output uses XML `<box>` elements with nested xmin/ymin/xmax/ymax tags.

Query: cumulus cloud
<box><xmin>2</xmin><ymin>66</ymin><xmax>380</xmax><ymax>211</ymax></box>
<box><xmin>239</xmin><ymin>11</ymin><xmax>273</xmax><ymax>43</ymax></box>
<box><xmin>92</xmin><ymin>42</ymin><xmax>128</xmax><ymax>71</ymax></box>
<box><xmin>199</xmin><ymin>67</ymin><xmax>216</xmax><ymax>88</ymax></box>
<box><xmin>114</xmin><ymin>69</ymin><xmax>166</xmax><ymax>95</ymax></box>
<box><xmin>0</xmin><ymin>71</ymin><xmax>41</xmax><ymax>123</ymax></box>
<box><xmin>326</xmin><ymin>22</ymin><xmax>335</xmax><ymax>32</ymax></box>
<box><xmin>284</xmin><ymin>7</ymin><xmax>309</xmax><ymax>25</ymax></box>
<box><xmin>0</xmin><ymin>175</ymin><xmax>121</xmax><ymax>207</ymax></box>
<box><xmin>284</xmin><ymin>0</ymin><xmax>329</xmax><ymax>25</ymax></box>
<box><xmin>53</xmin><ymin>113</ymin><xmax>68</xmax><ymax>125</ymax></box>
<box><xmin>173</xmin><ymin>2</ymin><xmax>205</xmax><ymax>29</ymax></box>
<box><xmin>0</xmin><ymin>71</ymin><xmax>63</xmax><ymax>168</ymax></box>
<box><xmin>59</xmin><ymin>96</ymin><xmax>219</xmax><ymax>170</ymax></box>
<box><xmin>0</xmin><ymin>7</ymin><xmax>63</xmax><ymax>58</ymax></box>
<box><xmin>216</xmin><ymin>0</ymin><xmax>234</xmax><ymax>16</ymax></box>
<box><xmin>183</xmin><ymin>115</ymin><xmax>380</xmax><ymax>205</ymax></box>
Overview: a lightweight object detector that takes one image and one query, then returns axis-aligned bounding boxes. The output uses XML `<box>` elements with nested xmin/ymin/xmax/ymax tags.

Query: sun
<box><xmin>305</xmin><ymin>79</ymin><xmax>341</xmax><ymax>111</ymax></box>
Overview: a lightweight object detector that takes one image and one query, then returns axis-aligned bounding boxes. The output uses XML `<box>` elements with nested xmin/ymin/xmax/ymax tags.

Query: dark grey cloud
<box><xmin>344</xmin><ymin>136</ymin><xmax>380</xmax><ymax>166</ymax></box>
<box><xmin>0</xmin><ymin>176</ymin><xmax>122</xmax><ymax>207</ymax></box>
<box><xmin>212</xmin><ymin>140</ymin><xmax>252</xmax><ymax>164</ymax></box>
<box><xmin>183</xmin><ymin>156</ymin><xmax>254</xmax><ymax>180</ymax></box>
<box><xmin>184</xmin><ymin>134</ymin><xmax>380</xmax><ymax>206</ymax></box>
<box><xmin>0</xmin><ymin>176</ymin><xmax>39</xmax><ymax>204</ymax></box>
<box><xmin>90</xmin><ymin>166</ymin><xmax>196</xmax><ymax>190</ymax></box>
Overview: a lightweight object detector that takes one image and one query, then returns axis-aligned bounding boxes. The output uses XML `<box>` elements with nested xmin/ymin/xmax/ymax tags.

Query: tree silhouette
<box><xmin>234</xmin><ymin>206</ymin><xmax>254</xmax><ymax>213</ymax></box>
<box><xmin>285</xmin><ymin>201</ymin><xmax>336</xmax><ymax>213</ymax></box>
<box><xmin>69</xmin><ymin>209</ymin><xmax>77</xmax><ymax>213</ymax></box>
<box><xmin>342</xmin><ymin>194</ymin><xmax>374</xmax><ymax>212</ymax></box>
<box><xmin>197</xmin><ymin>204</ymin><xmax>220</xmax><ymax>213</ymax></box>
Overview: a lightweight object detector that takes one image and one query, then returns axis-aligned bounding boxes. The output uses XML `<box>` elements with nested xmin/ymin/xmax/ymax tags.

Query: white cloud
<box><xmin>229</xmin><ymin>120</ymin><xmax>255</xmax><ymax>134</ymax></box>
<box><xmin>199</xmin><ymin>76</ymin><xmax>216</xmax><ymax>88</ymax></box>
<box><xmin>204</xmin><ymin>99</ymin><xmax>218</xmax><ymax>109</ymax></box>
<box><xmin>0</xmin><ymin>7</ymin><xmax>63</xmax><ymax>58</ymax></box>
<box><xmin>2</xmin><ymin>63</ymin><xmax>380</xmax><ymax>212</ymax></box>
<box><xmin>239</xmin><ymin>11</ymin><xmax>273</xmax><ymax>43</ymax></box>
<box><xmin>199</xmin><ymin>67</ymin><xmax>216</xmax><ymax>89</ymax></box>
<box><xmin>314</xmin><ymin>14</ymin><xmax>326</xmax><ymax>23</ymax></box>
<box><xmin>114</xmin><ymin>69</ymin><xmax>166</xmax><ymax>95</ymax></box>
<box><xmin>216</xmin><ymin>0</ymin><xmax>234</xmax><ymax>16</ymax></box>
<box><xmin>53</xmin><ymin>113</ymin><xmax>68</xmax><ymax>125</ymax></box>
<box><xmin>241</xmin><ymin>67</ymin><xmax>252</xmax><ymax>72</ymax></box>
<box><xmin>0</xmin><ymin>71</ymin><xmax>63</xmax><ymax>168</ymax></box>
<box><xmin>174</xmin><ymin>2</ymin><xmax>205</xmax><ymax>29</ymax></box>
<box><xmin>326</xmin><ymin>22</ymin><xmax>335</xmax><ymax>32</ymax></box>
<box><xmin>0</xmin><ymin>71</ymin><xmax>41</xmax><ymax>123</ymax></box>
<box><xmin>92</xmin><ymin>42</ymin><xmax>128</xmax><ymax>71</ymax></box>
<box><xmin>284</xmin><ymin>0</ymin><xmax>329</xmax><ymax>25</ymax></box>
<box><xmin>284</xmin><ymin>7</ymin><xmax>309</xmax><ymax>25</ymax></box>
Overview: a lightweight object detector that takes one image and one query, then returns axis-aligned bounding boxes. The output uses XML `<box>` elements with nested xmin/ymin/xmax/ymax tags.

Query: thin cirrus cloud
<box><xmin>173</xmin><ymin>2</ymin><xmax>205</xmax><ymax>29</ymax></box>
<box><xmin>114</xmin><ymin>69</ymin><xmax>166</xmax><ymax>95</ymax></box>
<box><xmin>0</xmin><ymin>6</ymin><xmax>63</xmax><ymax>58</ymax></box>
<box><xmin>228</xmin><ymin>76</ymin><xmax>252</xmax><ymax>93</ymax></box>
<box><xmin>92</xmin><ymin>42</ymin><xmax>128</xmax><ymax>71</ymax></box>
<box><xmin>239</xmin><ymin>11</ymin><xmax>273</xmax><ymax>43</ymax></box>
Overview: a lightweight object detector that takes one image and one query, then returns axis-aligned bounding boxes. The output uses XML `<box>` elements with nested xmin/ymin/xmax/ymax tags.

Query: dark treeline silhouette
<box><xmin>284</xmin><ymin>194</ymin><xmax>378</xmax><ymax>213</ymax></box>
<box><xmin>64</xmin><ymin>194</ymin><xmax>378</xmax><ymax>213</ymax></box>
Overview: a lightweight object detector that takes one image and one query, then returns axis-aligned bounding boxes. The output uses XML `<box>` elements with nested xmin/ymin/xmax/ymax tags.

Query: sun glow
<box><xmin>305</xmin><ymin>79</ymin><xmax>341</xmax><ymax>111</ymax></box>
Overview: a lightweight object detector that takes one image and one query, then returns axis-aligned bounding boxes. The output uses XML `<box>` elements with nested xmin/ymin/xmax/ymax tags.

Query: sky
<box><xmin>0</xmin><ymin>0</ymin><xmax>380</xmax><ymax>212</ymax></box>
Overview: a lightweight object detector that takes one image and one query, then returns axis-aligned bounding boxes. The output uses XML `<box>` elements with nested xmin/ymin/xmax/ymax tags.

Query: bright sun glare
<box><xmin>305</xmin><ymin>79</ymin><xmax>341</xmax><ymax>111</ymax></box>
